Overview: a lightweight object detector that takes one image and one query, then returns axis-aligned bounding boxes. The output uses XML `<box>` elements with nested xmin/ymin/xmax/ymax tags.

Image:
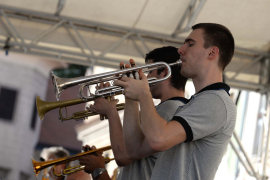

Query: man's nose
<box><xmin>177</xmin><ymin>46</ymin><xmax>184</xmax><ymax>56</ymax></box>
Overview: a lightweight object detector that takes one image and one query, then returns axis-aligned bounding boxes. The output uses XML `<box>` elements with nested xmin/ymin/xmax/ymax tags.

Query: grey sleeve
<box><xmin>172</xmin><ymin>92</ymin><xmax>227</xmax><ymax>141</ymax></box>
<box><xmin>156</xmin><ymin>100</ymin><xmax>185</xmax><ymax>122</ymax></box>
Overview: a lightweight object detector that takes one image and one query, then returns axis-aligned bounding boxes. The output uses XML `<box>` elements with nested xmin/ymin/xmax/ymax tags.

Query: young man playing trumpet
<box><xmin>79</xmin><ymin>46</ymin><xmax>188</xmax><ymax>180</ymax></box>
<box><xmin>114</xmin><ymin>23</ymin><xmax>236</xmax><ymax>180</ymax></box>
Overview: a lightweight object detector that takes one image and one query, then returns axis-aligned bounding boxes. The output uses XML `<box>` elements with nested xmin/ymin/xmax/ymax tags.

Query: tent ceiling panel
<box><xmin>130</xmin><ymin>0</ymin><xmax>189</xmax><ymax>34</ymax></box>
<box><xmin>0</xmin><ymin>0</ymin><xmax>57</xmax><ymax>14</ymax></box>
<box><xmin>0</xmin><ymin>8</ymin><xmax>184</xmax><ymax>64</ymax></box>
<box><xmin>227</xmin><ymin>56</ymin><xmax>262</xmax><ymax>75</ymax></box>
<box><xmin>1</xmin><ymin>18</ymin><xmax>77</xmax><ymax>46</ymax></box>
<box><xmin>195</xmin><ymin>0</ymin><xmax>270</xmax><ymax>50</ymax></box>
<box><xmin>62</xmin><ymin>0</ymin><xmax>148</xmax><ymax>27</ymax></box>
<box><xmin>62</xmin><ymin>0</ymin><xmax>189</xmax><ymax>35</ymax></box>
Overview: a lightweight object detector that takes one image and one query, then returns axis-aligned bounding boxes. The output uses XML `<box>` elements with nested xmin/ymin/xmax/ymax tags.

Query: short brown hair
<box><xmin>192</xmin><ymin>23</ymin><xmax>235</xmax><ymax>70</ymax></box>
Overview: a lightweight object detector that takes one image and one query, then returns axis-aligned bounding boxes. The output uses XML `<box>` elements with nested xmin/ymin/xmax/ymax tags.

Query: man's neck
<box><xmin>160</xmin><ymin>88</ymin><xmax>185</xmax><ymax>102</ymax></box>
<box><xmin>193</xmin><ymin>72</ymin><xmax>223</xmax><ymax>93</ymax></box>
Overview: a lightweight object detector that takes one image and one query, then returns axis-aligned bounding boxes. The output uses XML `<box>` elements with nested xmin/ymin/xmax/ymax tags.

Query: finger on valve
<box><xmin>82</xmin><ymin>145</ymin><xmax>102</xmax><ymax>157</ymax></box>
<box><xmin>104</xmin><ymin>82</ymin><xmax>110</xmax><ymax>88</ymax></box>
<box><xmin>118</xmin><ymin>62</ymin><xmax>125</xmax><ymax>78</ymax></box>
<box><xmin>129</xmin><ymin>59</ymin><xmax>139</xmax><ymax>79</ymax></box>
<box><xmin>124</xmin><ymin>64</ymin><xmax>131</xmax><ymax>77</ymax></box>
<box><xmin>82</xmin><ymin>145</ymin><xmax>93</xmax><ymax>152</ymax></box>
<box><xmin>95</xmin><ymin>82</ymin><xmax>104</xmax><ymax>90</ymax></box>
<box><xmin>119</xmin><ymin>62</ymin><xmax>125</xmax><ymax>70</ymax></box>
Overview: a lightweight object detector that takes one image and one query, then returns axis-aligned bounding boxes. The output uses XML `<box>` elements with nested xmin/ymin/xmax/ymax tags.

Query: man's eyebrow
<box><xmin>184</xmin><ymin>38</ymin><xmax>195</xmax><ymax>43</ymax></box>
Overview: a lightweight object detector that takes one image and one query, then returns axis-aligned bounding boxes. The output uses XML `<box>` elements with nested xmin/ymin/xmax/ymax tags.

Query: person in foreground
<box><xmin>79</xmin><ymin>46</ymin><xmax>188</xmax><ymax>180</ymax></box>
<box><xmin>114</xmin><ymin>23</ymin><xmax>237</xmax><ymax>180</ymax></box>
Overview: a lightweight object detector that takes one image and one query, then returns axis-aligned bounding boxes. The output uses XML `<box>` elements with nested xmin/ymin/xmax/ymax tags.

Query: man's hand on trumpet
<box><xmin>79</xmin><ymin>145</ymin><xmax>110</xmax><ymax>180</ymax></box>
<box><xmin>120</xmin><ymin>59</ymin><xmax>139</xmax><ymax>79</ymax></box>
<box><xmin>115</xmin><ymin>61</ymin><xmax>151</xmax><ymax>101</ymax></box>
<box><xmin>87</xmin><ymin>82</ymin><xmax>119</xmax><ymax>117</ymax></box>
<box><xmin>87</xmin><ymin>59</ymin><xmax>139</xmax><ymax>117</ymax></box>
<box><xmin>48</xmin><ymin>163</ymin><xmax>66</xmax><ymax>180</ymax></box>
<box><xmin>79</xmin><ymin>145</ymin><xmax>105</xmax><ymax>173</ymax></box>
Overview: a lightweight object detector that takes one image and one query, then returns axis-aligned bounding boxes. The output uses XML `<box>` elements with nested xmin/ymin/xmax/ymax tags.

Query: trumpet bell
<box><xmin>32</xmin><ymin>159</ymin><xmax>46</xmax><ymax>176</ymax></box>
<box><xmin>36</xmin><ymin>96</ymin><xmax>47</xmax><ymax>120</ymax></box>
<box><xmin>36</xmin><ymin>96</ymin><xmax>86</xmax><ymax>120</ymax></box>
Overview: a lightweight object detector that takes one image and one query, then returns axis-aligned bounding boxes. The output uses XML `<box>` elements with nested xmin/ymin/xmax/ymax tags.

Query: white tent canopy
<box><xmin>1</xmin><ymin>0</ymin><xmax>270</xmax><ymax>92</ymax></box>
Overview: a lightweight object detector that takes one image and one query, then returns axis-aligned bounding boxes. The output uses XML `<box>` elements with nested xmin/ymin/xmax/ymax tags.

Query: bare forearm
<box><xmin>123</xmin><ymin>99</ymin><xmax>145</xmax><ymax>157</ymax></box>
<box><xmin>107</xmin><ymin>108</ymin><xmax>132</xmax><ymax>166</ymax></box>
<box><xmin>139</xmin><ymin>91</ymin><xmax>168</xmax><ymax>151</ymax></box>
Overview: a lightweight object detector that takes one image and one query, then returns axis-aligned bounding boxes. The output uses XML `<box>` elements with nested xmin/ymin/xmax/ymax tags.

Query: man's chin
<box><xmin>150</xmin><ymin>89</ymin><xmax>155</xmax><ymax>96</ymax></box>
<box><xmin>180</xmin><ymin>70</ymin><xmax>190</xmax><ymax>78</ymax></box>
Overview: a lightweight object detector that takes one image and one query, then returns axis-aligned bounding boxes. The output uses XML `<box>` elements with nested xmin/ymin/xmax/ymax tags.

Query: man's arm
<box><xmin>89</xmin><ymin>97</ymin><xmax>132</xmax><ymax>166</ymax></box>
<box><xmin>114</xmin><ymin>71</ymin><xmax>187</xmax><ymax>151</ymax></box>
<box><xmin>138</xmin><ymin>90</ymin><xmax>187</xmax><ymax>151</ymax></box>
<box><xmin>121</xmin><ymin>59</ymin><xmax>156</xmax><ymax>159</ymax></box>
<box><xmin>79</xmin><ymin>148</ymin><xmax>111</xmax><ymax>180</ymax></box>
<box><xmin>123</xmin><ymin>98</ymin><xmax>155</xmax><ymax>159</ymax></box>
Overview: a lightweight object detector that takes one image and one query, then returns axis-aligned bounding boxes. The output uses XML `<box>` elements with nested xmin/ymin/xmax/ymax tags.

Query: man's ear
<box><xmin>161</xmin><ymin>68</ymin><xmax>168</xmax><ymax>77</ymax></box>
<box><xmin>208</xmin><ymin>46</ymin><xmax>219</xmax><ymax>60</ymax></box>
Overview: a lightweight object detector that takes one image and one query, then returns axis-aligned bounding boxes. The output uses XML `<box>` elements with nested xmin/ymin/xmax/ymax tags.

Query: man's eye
<box><xmin>184</xmin><ymin>41</ymin><xmax>194</xmax><ymax>47</ymax></box>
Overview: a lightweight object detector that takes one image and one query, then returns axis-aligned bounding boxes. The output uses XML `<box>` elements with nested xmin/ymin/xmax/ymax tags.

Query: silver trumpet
<box><xmin>52</xmin><ymin>60</ymin><xmax>182</xmax><ymax>100</ymax></box>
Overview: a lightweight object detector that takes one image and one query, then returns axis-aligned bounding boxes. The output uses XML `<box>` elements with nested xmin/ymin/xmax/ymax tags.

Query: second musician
<box><xmin>79</xmin><ymin>46</ymin><xmax>188</xmax><ymax>180</ymax></box>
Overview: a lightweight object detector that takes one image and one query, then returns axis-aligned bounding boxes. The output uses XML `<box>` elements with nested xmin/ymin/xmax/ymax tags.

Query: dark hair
<box><xmin>54</xmin><ymin>150</ymin><xmax>69</xmax><ymax>158</ymax></box>
<box><xmin>192</xmin><ymin>23</ymin><xmax>235</xmax><ymax>70</ymax></box>
<box><xmin>145</xmin><ymin>46</ymin><xmax>187</xmax><ymax>90</ymax></box>
<box><xmin>49</xmin><ymin>148</ymin><xmax>69</xmax><ymax>159</ymax></box>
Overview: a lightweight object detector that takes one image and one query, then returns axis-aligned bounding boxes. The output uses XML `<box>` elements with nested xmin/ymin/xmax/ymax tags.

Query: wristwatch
<box><xmin>92</xmin><ymin>168</ymin><xmax>107</xmax><ymax>179</ymax></box>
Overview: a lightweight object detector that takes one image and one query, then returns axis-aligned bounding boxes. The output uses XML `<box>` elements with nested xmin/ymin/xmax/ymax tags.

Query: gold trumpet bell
<box><xmin>36</xmin><ymin>96</ymin><xmax>85</xmax><ymax>121</ymax></box>
<box><xmin>36</xmin><ymin>96</ymin><xmax>46</xmax><ymax>120</ymax></box>
<box><xmin>32</xmin><ymin>159</ymin><xmax>44</xmax><ymax>176</ymax></box>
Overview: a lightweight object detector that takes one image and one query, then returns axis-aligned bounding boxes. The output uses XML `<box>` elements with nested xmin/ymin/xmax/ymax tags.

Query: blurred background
<box><xmin>0</xmin><ymin>0</ymin><xmax>269</xmax><ymax>179</ymax></box>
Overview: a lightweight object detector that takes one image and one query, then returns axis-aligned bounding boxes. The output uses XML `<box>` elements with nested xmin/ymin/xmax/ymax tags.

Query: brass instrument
<box><xmin>52</xmin><ymin>157</ymin><xmax>113</xmax><ymax>177</ymax></box>
<box><xmin>36</xmin><ymin>96</ymin><xmax>125</xmax><ymax>121</ymax></box>
<box><xmin>52</xmin><ymin>60</ymin><xmax>182</xmax><ymax>100</ymax></box>
<box><xmin>37</xmin><ymin>60</ymin><xmax>181</xmax><ymax>120</ymax></box>
<box><xmin>32</xmin><ymin>145</ymin><xmax>113</xmax><ymax>176</ymax></box>
<box><xmin>59</xmin><ymin>103</ymin><xmax>125</xmax><ymax>121</ymax></box>
<box><xmin>36</xmin><ymin>96</ymin><xmax>86</xmax><ymax>120</ymax></box>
